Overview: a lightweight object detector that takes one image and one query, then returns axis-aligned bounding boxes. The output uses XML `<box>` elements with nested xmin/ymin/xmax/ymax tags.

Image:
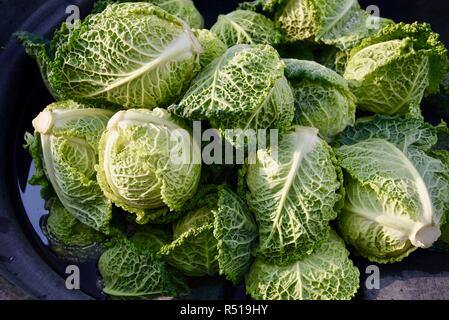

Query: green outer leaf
<box><xmin>345</xmin><ymin>38</ymin><xmax>430</xmax><ymax>117</ymax></box>
<box><xmin>284</xmin><ymin>58</ymin><xmax>350</xmax><ymax>90</ymax></box>
<box><xmin>14</xmin><ymin>32</ymin><xmax>63</xmax><ymax>100</ymax></box>
<box><xmin>246</xmin><ymin>127</ymin><xmax>342</xmax><ymax>265</ymax></box>
<box><xmin>99</xmin><ymin>240</ymin><xmax>176</xmax><ymax>299</ymax></box>
<box><xmin>48</xmin><ymin>3</ymin><xmax>201</xmax><ymax>109</ymax></box>
<box><xmin>192</xmin><ymin>29</ymin><xmax>227</xmax><ymax>68</ymax></box>
<box><xmin>96</xmin><ymin>108</ymin><xmax>201</xmax><ymax>223</ymax></box>
<box><xmin>92</xmin><ymin>0</ymin><xmax>204</xmax><ymax>28</ymax></box>
<box><xmin>245</xmin><ymin>230</ymin><xmax>360</xmax><ymax>300</ymax></box>
<box><xmin>171</xmin><ymin>44</ymin><xmax>294</xmax><ymax>148</ymax></box>
<box><xmin>213</xmin><ymin>186</ymin><xmax>258</xmax><ymax>284</ymax></box>
<box><xmin>239</xmin><ymin>0</ymin><xmax>286</xmax><ymax>14</ymax></box>
<box><xmin>130</xmin><ymin>225</ymin><xmax>172</xmax><ymax>253</ymax></box>
<box><xmin>159</xmin><ymin>223</ymin><xmax>218</xmax><ymax>277</ymax></box>
<box><xmin>349</xmin><ymin>22</ymin><xmax>448</xmax><ymax>95</ymax></box>
<box><xmin>24</xmin><ymin>132</ymin><xmax>54</xmax><ymax>200</ymax></box>
<box><xmin>211</xmin><ymin>10</ymin><xmax>282</xmax><ymax>47</ymax></box>
<box><xmin>275</xmin><ymin>0</ymin><xmax>393</xmax><ymax>49</ymax></box>
<box><xmin>337</xmin><ymin>180</ymin><xmax>418</xmax><ymax>264</ymax></box>
<box><xmin>46</xmin><ymin>198</ymin><xmax>104</xmax><ymax>247</ymax></box>
<box><xmin>284</xmin><ymin>59</ymin><xmax>356</xmax><ymax>141</ymax></box>
<box><xmin>335</xmin><ymin>115</ymin><xmax>438</xmax><ymax>151</ymax></box>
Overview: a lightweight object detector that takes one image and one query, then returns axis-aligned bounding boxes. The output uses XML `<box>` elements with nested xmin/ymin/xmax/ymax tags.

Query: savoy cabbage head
<box><xmin>284</xmin><ymin>59</ymin><xmax>356</xmax><ymax>141</ymax></box>
<box><xmin>344</xmin><ymin>22</ymin><xmax>448</xmax><ymax>117</ymax></box>
<box><xmin>93</xmin><ymin>0</ymin><xmax>204</xmax><ymax>29</ymax></box>
<box><xmin>245</xmin><ymin>127</ymin><xmax>343</xmax><ymax>265</ymax></box>
<box><xmin>245</xmin><ymin>230</ymin><xmax>360</xmax><ymax>300</ymax></box>
<box><xmin>335</xmin><ymin>116</ymin><xmax>449</xmax><ymax>263</ymax></box>
<box><xmin>210</xmin><ymin>10</ymin><xmax>282</xmax><ymax>47</ymax></box>
<box><xmin>17</xmin><ymin>3</ymin><xmax>202</xmax><ymax>109</ymax></box>
<box><xmin>27</xmin><ymin>100</ymin><xmax>114</xmax><ymax>233</ymax></box>
<box><xmin>96</xmin><ymin>108</ymin><xmax>201</xmax><ymax>223</ymax></box>
<box><xmin>171</xmin><ymin>44</ymin><xmax>295</xmax><ymax>148</ymax></box>
<box><xmin>242</xmin><ymin>0</ymin><xmax>393</xmax><ymax>49</ymax></box>
<box><xmin>159</xmin><ymin>186</ymin><xmax>258</xmax><ymax>283</ymax></box>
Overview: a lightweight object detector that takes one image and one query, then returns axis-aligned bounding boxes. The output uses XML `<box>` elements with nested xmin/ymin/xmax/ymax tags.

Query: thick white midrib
<box><xmin>390</xmin><ymin>142</ymin><xmax>434</xmax><ymax>225</ymax></box>
<box><xmin>108</xmin><ymin>110</ymin><xmax>182</xmax><ymax>131</ymax></box>
<box><xmin>266</xmin><ymin>129</ymin><xmax>319</xmax><ymax>243</ymax></box>
<box><xmin>295</xmin><ymin>263</ymin><xmax>303</xmax><ymax>300</ymax></box>
<box><xmin>345</xmin><ymin>203</ymin><xmax>423</xmax><ymax>240</ymax></box>
<box><xmin>86</xmin><ymin>32</ymin><xmax>195</xmax><ymax>97</ymax></box>
<box><xmin>345</xmin><ymin>141</ymin><xmax>435</xmax><ymax>235</ymax></box>
<box><xmin>317</xmin><ymin>0</ymin><xmax>357</xmax><ymax>38</ymax></box>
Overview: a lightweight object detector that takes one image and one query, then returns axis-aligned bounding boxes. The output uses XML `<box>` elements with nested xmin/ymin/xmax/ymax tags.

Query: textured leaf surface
<box><xmin>171</xmin><ymin>44</ymin><xmax>294</xmax><ymax>148</ymax></box>
<box><xmin>97</xmin><ymin>108</ymin><xmax>201</xmax><ymax>222</ymax></box>
<box><xmin>275</xmin><ymin>0</ymin><xmax>392</xmax><ymax>49</ymax></box>
<box><xmin>345</xmin><ymin>23</ymin><xmax>448</xmax><ymax>116</ymax></box>
<box><xmin>31</xmin><ymin>100</ymin><xmax>113</xmax><ymax>233</ymax></box>
<box><xmin>211</xmin><ymin>10</ymin><xmax>281</xmax><ymax>47</ymax></box>
<box><xmin>45</xmin><ymin>198</ymin><xmax>104</xmax><ymax>246</ymax></box>
<box><xmin>284</xmin><ymin>59</ymin><xmax>356</xmax><ymax>141</ymax></box>
<box><xmin>335</xmin><ymin>115</ymin><xmax>437</xmax><ymax>151</ymax></box>
<box><xmin>99</xmin><ymin>240</ymin><xmax>175</xmax><ymax>299</ymax></box>
<box><xmin>213</xmin><ymin>186</ymin><xmax>258</xmax><ymax>284</ymax></box>
<box><xmin>246</xmin><ymin>127</ymin><xmax>342</xmax><ymax>265</ymax></box>
<box><xmin>93</xmin><ymin>0</ymin><xmax>204</xmax><ymax>28</ymax></box>
<box><xmin>246</xmin><ymin>231</ymin><xmax>360</xmax><ymax>300</ymax></box>
<box><xmin>336</xmin><ymin>139</ymin><xmax>449</xmax><ymax>262</ymax></box>
<box><xmin>192</xmin><ymin>29</ymin><xmax>227</xmax><ymax>68</ymax></box>
<box><xmin>28</xmin><ymin>3</ymin><xmax>202</xmax><ymax>109</ymax></box>
<box><xmin>159</xmin><ymin>216</ymin><xmax>218</xmax><ymax>277</ymax></box>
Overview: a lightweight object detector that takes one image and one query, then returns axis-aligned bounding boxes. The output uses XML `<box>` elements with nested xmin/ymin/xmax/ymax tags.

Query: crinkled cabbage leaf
<box><xmin>246</xmin><ymin>230</ymin><xmax>360</xmax><ymax>300</ymax></box>
<box><xmin>171</xmin><ymin>44</ymin><xmax>294</xmax><ymax>148</ymax></box>
<box><xmin>192</xmin><ymin>29</ymin><xmax>227</xmax><ymax>68</ymax></box>
<box><xmin>17</xmin><ymin>3</ymin><xmax>202</xmax><ymax>109</ymax></box>
<box><xmin>159</xmin><ymin>186</ymin><xmax>258</xmax><ymax>282</ymax></box>
<box><xmin>284</xmin><ymin>59</ymin><xmax>356</xmax><ymax>141</ymax></box>
<box><xmin>96</xmin><ymin>108</ymin><xmax>201</xmax><ymax>223</ymax></box>
<box><xmin>211</xmin><ymin>10</ymin><xmax>281</xmax><ymax>47</ymax></box>
<box><xmin>243</xmin><ymin>0</ymin><xmax>393</xmax><ymax>49</ymax></box>
<box><xmin>93</xmin><ymin>0</ymin><xmax>204</xmax><ymax>29</ymax></box>
<box><xmin>98</xmin><ymin>239</ymin><xmax>176</xmax><ymax>299</ymax></box>
<box><xmin>245</xmin><ymin>127</ymin><xmax>343</xmax><ymax>265</ymax></box>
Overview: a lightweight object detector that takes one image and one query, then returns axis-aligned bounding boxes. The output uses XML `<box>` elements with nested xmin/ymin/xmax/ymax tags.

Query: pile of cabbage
<box><xmin>18</xmin><ymin>0</ymin><xmax>449</xmax><ymax>300</ymax></box>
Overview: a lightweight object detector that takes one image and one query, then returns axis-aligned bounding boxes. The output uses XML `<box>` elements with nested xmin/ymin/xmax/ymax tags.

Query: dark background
<box><xmin>1</xmin><ymin>0</ymin><xmax>449</xmax><ymax>48</ymax></box>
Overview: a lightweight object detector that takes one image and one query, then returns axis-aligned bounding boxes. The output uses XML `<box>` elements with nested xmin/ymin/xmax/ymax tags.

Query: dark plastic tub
<box><xmin>1</xmin><ymin>0</ymin><xmax>449</xmax><ymax>300</ymax></box>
